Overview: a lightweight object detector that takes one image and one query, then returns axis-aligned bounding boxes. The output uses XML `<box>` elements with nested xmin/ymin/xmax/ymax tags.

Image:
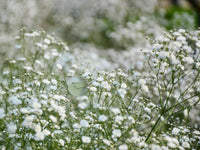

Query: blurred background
<box><xmin>0</xmin><ymin>0</ymin><xmax>199</xmax><ymax>69</ymax></box>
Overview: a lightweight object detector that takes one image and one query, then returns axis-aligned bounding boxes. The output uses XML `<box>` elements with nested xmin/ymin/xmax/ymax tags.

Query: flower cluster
<box><xmin>0</xmin><ymin>29</ymin><xmax>200</xmax><ymax>149</ymax></box>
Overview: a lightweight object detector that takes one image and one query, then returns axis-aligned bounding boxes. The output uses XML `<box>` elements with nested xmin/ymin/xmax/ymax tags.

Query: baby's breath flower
<box><xmin>182</xmin><ymin>141</ymin><xmax>190</xmax><ymax>148</ymax></box>
<box><xmin>82</xmin><ymin>136</ymin><xmax>91</xmax><ymax>144</ymax></box>
<box><xmin>78</xmin><ymin>102</ymin><xmax>88</xmax><ymax>109</ymax></box>
<box><xmin>35</xmin><ymin>132</ymin><xmax>45</xmax><ymax>141</ymax></box>
<box><xmin>0</xmin><ymin>108</ymin><xmax>5</xmax><ymax>119</ymax></box>
<box><xmin>98</xmin><ymin>115</ymin><xmax>108</xmax><ymax>122</ymax></box>
<box><xmin>8</xmin><ymin>96</ymin><xmax>22</xmax><ymax>105</ymax></box>
<box><xmin>115</xmin><ymin>115</ymin><xmax>124</xmax><ymax>124</ymax></box>
<box><xmin>42</xmin><ymin>79</ymin><xmax>51</xmax><ymax>85</ymax></box>
<box><xmin>112</xmin><ymin>129</ymin><xmax>121</xmax><ymax>138</ymax></box>
<box><xmin>103</xmin><ymin>139</ymin><xmax>111</xmax><ymax>146</ymax></box>
<box><xmin>182</xmin><ymin>57</ymin><xmax>194</xmax><ymax>64</ymax></box>
<box><xmin>111</xmin><ymin>108</ymin><xmax>121</xmax><ymax>115</ymax></box>
<box><xmin>172</xmin><ymin>127</ymin><xmax>180</xmax><ymax>135</ymax></box>
<box><xmin>43</xmin><ymin>129</ymin><xmax>51</xmax><ymax>136</ymax></box>
<box><xmin>89</xmin><ymin>87</ymin><xmax>97</xmax><ymax>92</ymax></box>
<box><xmin>119</xmin><ymin>144</ymin><xmax>128</xmax><ymax>150</ymax></box>
<box><xmin>59</xmin><ymin>139</ymin><xmax>65</xmax><ymax>146</ymax></box>
<box><xmin>7</xmin><ymin>122</ymin><xmax>17</xmax><ymax>134</ymax></box>
<box><xmin>80</xmin><ymin>120</ymin><xmax>90</xmax><ymax>128</ymax></box>
<box><xmin>44</xmin><ymin>38</ymin><xmax>51</xmax><ymax>44</ymax></box>
<box><xmin>118</xmin><ymin>88</ymin><xmax>126</xmax><ymax>98</ymax></box>
<box><xmin>141</xmin><ymin>85</ymin><xmax>149</xmax><ymax>93</ymax></box>
<box><xmin>49</xmin><ymin>115</ymin><xmax>57</xmax><ymax>123</ymax></box>
<box><xmin>101</xmin><ymin>81</ymin><xmax>111</xmax><ymax>90</ymax></box>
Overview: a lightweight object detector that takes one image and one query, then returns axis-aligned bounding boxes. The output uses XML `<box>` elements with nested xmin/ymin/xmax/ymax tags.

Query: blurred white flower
<box><xmin>82</xmin><ymin>136</ymin><xmax>91</xmax><ymax>144</ymax></box>
<box><xmin>35</xmin><ymin>132</ymin><xmax>45</xmax><ymax>141</ymax></box>
<box><xmin>118</xmin><ymin>88</ymin><xmax>126</xmax><ymax>98</ymax></box>
<box><xmin>112</xmin><ymin>129</ymin><xmax>121</xmax><ymax>138</ymax></box>
<box><xmin>7</xmin><ymin>122</ymin><xmax>17</xmax><ymax>134</ymax></box>
<box><xmin>98</xmin><ymin>115</ymin><xmax>108</xmax><ymax>122</ymax></box>
<box><xmin>119</xmin><ymin>144</ymin><xmax>128</xmax><ymax>150</ymax></box>
<box><xmin>0</xmin><ymin>108</ymin><xmax>5</xmax><ymax>119</ymax></box>
<box><xmin>80</xmin><ymin>120</ymin><xmax>90</xmax><ymax>128</ymax></box>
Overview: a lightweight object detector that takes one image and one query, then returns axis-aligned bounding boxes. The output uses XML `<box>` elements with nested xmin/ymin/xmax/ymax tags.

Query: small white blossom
<box><xmin>118</xmin><ymin>89</ymin><xmax>126</xmax><ymax>98</ymax></box>
<box><xmin>182</xmin><ymin>141</ymin><xmax>190</xmax><ymax>148</ymax></box>
<box><xmin>49</xmin><ymin>115</ymin><xmax>57</xmax><ymax>123</ymax></box>
<box><xmin>59</xmin><ymin>139</ymin><xmax>65</xmax><ymax>146</ymax></box>
<box><xmin>7</xmin><ymin>122</ymin><xmax>17</xmax><ymax>134</ymax></box>
<box><xmin>182</xmin><ymin>57</ymin><xmax>194</xmax><ymax>64</ymax></box>
<box><xmin>78</xmin><ymin>102</ymin><xmax>88</xmax><ymax>109</ymax></box>
<box><xmin>82</xmin><ymin>136</ymin><xmax>91</xmax><ymax>144</ymax></box>
<box><xmin>111</xmin><ymin>108</ymin><xmax>121</xmax><ymax>115</ymax></box>
<box><xmin>119</xmin><ymin>144</ymin><xmax>128</xmax><ymax>150</ymax></box>
<box><xmin>80</xmin><ymin>120</ymin><xmax>90</xmax><ymax>128</ymax></box>
<box><xmin>44</xmin><ymin>38</ymin><xmax>51</xmax><ymax>44</ymax></box>
<box><xmin>0</xmin><ymin>108</ymin><xmax>5</xmax><ymax>119</ymax></box>
<box><xmin>98</xmin><ymin>115</ymin><xmax>108</xmax><ymax>122</ymax></box>
<box><xmin>172</xmin><ymin>127</ymin><xmax>180</xmax><ymax>135</ymax></box>
<box><xmin>35</xmin><ymin>132</ymin><xmax>45</xmax><ymax>141</ymax></box>
<box><xmin>42</xmin><ymin>79</ymin><xmax>51</xmax><ymax>85</ymax></box>
<box><xmin>101</xmin><ymin>81</ymin><xmax>111</xmax><ymax>90</ymax></box>
<box><xmin>112</xmin><ymin>129</ymin><xmax>121</xmax><ymax>138</ymax></box>
<box><xmin>103</xmin><ymin>139</ymin><xmax>111</xmax><ymax>146</ymax></box>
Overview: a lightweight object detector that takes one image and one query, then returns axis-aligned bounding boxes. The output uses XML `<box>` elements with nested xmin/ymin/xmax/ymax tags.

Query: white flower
<box><xmin>182</xmin><ymin>57</ymin><xmax>194</xmax><ymax>64</ymax></box>
<box><xmin>8</xmin><ymin>96</ymin><xmax>22</xmax><ymax>105</ymax></box>
<box><xmin>78</xmin><ymin>102</ymin><xmax>88</xmax><ymax>109</ymax></box>
<box><xmin>121</xmin><ymin>83</ymin><xmax>127</xmax><ymax>89</ymax></box>
<box><xmin>112</xmin><ymin>129</ymin><xmax>121</xmax><ymax>138</ymax></box>
<box><xmin>59</xmin><ymin>139</ymin><xmax>65</xmax><ymax>146</ymax></box>
<box><xmin>182</xmin><ymin>141</ymin><xmax>190</xmax><ymax>148</ymax></box>
<box><xmin>141</xmin><ymin>85</ymin><xmax>149</xmax><ymax>93</ymax></box>
<box><xmin>50</xmin><ymin>85</ymin><xmax>57</xmax><ymax>90</ymax></box>
<box><xmin>56</xmin><ymin>63</ymin><xmax>63</xmax><ymax>69</ymax></box>
<box><xmin>115</xmin><ymin>115</ymin><xmax>124</xmax><ymax>124</ymax></box>
<box><xmin>32</xmin><ymin>101</ymin><xmax>41</xmax><ymax>110</ymax></box>
<box><xmin>97</xmin><ymin>77</ymin><xmax>104</xmax><ymax>82</ymax></box>
<box><xmin>13</xmin><ymin>79</ymin><xmax>22</xmax><ymax>85</ymax></box>
<box><xmin>42</xmin><ymin>79</ymin><xmax>51</xmax><ymax>84</ymax></box>
<box><xmin>35</xmin><ymin>132</ymin><xmax>45</xmax><ymax>141</ymax></box>
<box><xmin>144</xmin><ymin>107</ymin><xmax>151</xmax><ymax>114</ymax></box>
<box><xmin>98</xmin><ymin>115</ymin><xmax>108</xmax><ymax>122</ymax></box>
<box><xmin>196</xmin><ymin>41</ymin><xmax>200</xmax><ymax>48</ymax></box>
<box><xmin>44</xmin><ymin>38</ymin><xmax>51</xmax><ymax>44</ymax></box>
<box><xmin>49</xmin><ymin>115</ymin><xmax>57</xmax><ymax>123</ymax></box>
<box><xmin>73</xmin><ymin>123</ymin><xmax>81</xmax><ymax>129</ymax></box>
<box><xmin>89</xmin><ymin>87</ymin><xmax>97</xmax><ymax>92</ymax></box>
<box><xmin>153</xmin><ymin>43</ymin><xmax>163</xmax><ymax>50</ymax></box>
<box><xmin>80</xmin><ymin>120</ymin><xmax>90</xmax><ymax>128</ymax></box>
<box><xmin>196</xmin><ymin>62</ymin><xmax>200</xmax><ymax>68</ymax></box>
<box><xmin>119</xmin><ymin>144</ymin><xmax>128</xmax><ymax>150</ymax></box>
<box><xmin>82</xmin><ymin>136</ymin><xmax>91</xmax><ymax>144</ymax></box>
<box><xmin>111</xmin><ymin>108</ymin><xmax>121</xmax><ymax>115</ymax></box>
<box><xmin>92</xmin><ymin>81</ymin><xmax>100</xmax><ymax>87</ymax></box>
<box><xmin>34</xmin><ymin>124</ymin><xmax>41</xmax><ymax>133</ymax></box>
<box><xmin>43</xmin><ymin>129</ymin><xmax>51</xmax><ymax>136</ymax></box>
<box><xmin>7</xmin><ymin>122</ymin><xmax>17</xmax><ymax>134</ymax></box>
<box><xmin>101</xmin><ymin>81</ymin><xmax>111</xmax><ymax>90</ymax></box>
<box><xmin>158</xmin><ymin>51</ymin><xmax>169</xmax><ymax>59</ymax></box>
<box><xmin>103</xmin><ymin>139</ymin><xmax>111</xmax><ymax>146</ymax></box>
<box><xmin>138</xmin><ymin>79</ymin><xmax>146</xmax><ymax>86</ymax></box>
<box><xmin>172</xmin><ymin>127</ymin><xmax>180</xmax><ymax>135</ymax></box>
<box><xmin>0</xmin><ymin>108</ymin><xmax>5</xmax><ymax>119</ymax></box>
<box><xmin>118</xmin><ymin>89</ymin><xmax>126</xmax><ymax>98</ymax></box>
<box><xmin>22</xmin><ymin>115</ymin><xmax>35</xmax><ymax>128</ymax></box>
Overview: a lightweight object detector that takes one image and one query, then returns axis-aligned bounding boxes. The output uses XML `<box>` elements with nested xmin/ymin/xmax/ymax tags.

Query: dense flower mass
<box><xmin>0</xmin><ymin>28</ymin><xmax>199</xmax><ymax>149</ymax></box>
<box><xmin>0</xmin><ymin>0</ymin><xmax>200</xmax><ymax>149</ymax></box>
